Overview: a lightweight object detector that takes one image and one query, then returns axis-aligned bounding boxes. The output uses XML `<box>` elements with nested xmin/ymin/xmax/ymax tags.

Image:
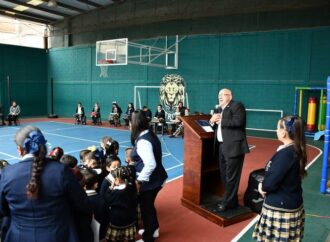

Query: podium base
<box><xmin>181</xmin><ymin>197</ymin><xmax>253</xmax><ymax>227</ymax></box>
<box><xmin>48</xmin><ymin>114</ymin><xmax>58</xmax><ymax>118</ymax></box>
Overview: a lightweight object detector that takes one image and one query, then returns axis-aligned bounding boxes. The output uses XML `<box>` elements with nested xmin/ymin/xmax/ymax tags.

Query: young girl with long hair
<box><xmin>253</xmin><ymin>116</ymin><xmax>307</xmax><ymax>241</ymax></box>
<box><xmin>0</xmin><ymin>126</ymin><xmax>92</xmax><ymax>242</ymax></box>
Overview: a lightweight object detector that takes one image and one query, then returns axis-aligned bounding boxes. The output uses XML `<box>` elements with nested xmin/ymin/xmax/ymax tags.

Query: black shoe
<box><xmin>217</xmin><ymin>203</ymin><xmax>238</xmax><ymax>212</ymax></box>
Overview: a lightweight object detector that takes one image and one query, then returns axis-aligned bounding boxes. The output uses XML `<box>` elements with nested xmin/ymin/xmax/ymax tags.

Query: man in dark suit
<box><xmin>209</xmin><ymin>88</ymin><xmax>249</xmax><ymax>212</ymax></box>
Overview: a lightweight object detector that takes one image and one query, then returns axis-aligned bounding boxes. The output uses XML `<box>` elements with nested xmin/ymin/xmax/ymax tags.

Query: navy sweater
<box><xmin>262</xmin><ymin>145</ymin><xmax>303</xmax><ymax>210</ymax></box>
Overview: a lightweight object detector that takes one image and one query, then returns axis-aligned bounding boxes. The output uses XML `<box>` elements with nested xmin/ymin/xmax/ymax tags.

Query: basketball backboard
<box><xmin>96</xmin><ymin>38</ymin><xmax>128</xmax><ymax>66</ymax></box>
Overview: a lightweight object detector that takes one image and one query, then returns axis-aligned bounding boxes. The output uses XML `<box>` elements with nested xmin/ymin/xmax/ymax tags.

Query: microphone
<box><xmin>214</xmin><ymin>104</ymin><xmax>222</xmax><ymax>114</ymax></box>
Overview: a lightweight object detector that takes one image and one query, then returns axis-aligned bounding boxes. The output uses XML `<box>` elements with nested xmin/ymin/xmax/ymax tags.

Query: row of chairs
<box><xmin>74</xmin><ymin>115</ymin><xmax>183</xmax><ymax>137</ymax></box>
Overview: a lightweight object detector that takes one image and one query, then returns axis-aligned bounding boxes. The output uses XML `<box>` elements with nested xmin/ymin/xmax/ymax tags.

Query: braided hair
<box><xmin>15</xmin><ymin>126</ymin><xmax>47</xmax><ymax>199</ymax></box>
<box><xmin>279</xmin><ymin>116</ymin><xmax>307</xmax><ymax>178</ymax></box>
<box><xmin>111</xmin><ymin>166</ymin><xmax>132</xmax><ymax>185</ymax></box>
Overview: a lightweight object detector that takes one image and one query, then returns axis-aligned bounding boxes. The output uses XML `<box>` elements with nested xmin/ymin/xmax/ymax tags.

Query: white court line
<box><xmin>0</xmin><ymin>151</ymin><xmax>20</xmax><ymax>159</ymax></box>
<box><xmin>165</xmin><ymin>163</ymin><xmax>183</xmax><ymax>171</ymax></box>
<box><xmin>0</xmin><ymin>133</ymin><xmax>17</xmax><ymax>138</ymax></box>
<box><xmin>46</xmin><ymin>126</ymin><xmax>86</xmax><ymax>132</ymax></box>
<box><xmin>62</xmin><ymin>149</ymin><xmax>84</xmax><ymax>155</ymax></box>
<box><xmin>305</xmin><ymin>144</ymin><xmax>323</xmax><ymax>170</ymax></box>
<box><xmin>43</xmin><ymin>132</ymin><xmax>100</xmax><ymax>144</ymax></box>
<box><xmin>119</xmin><ymin>140</ymin><xmax>131</xmax><ymax>144</ymax></box>
<box><xmin>159</xmin><ymin>136</ymin><xmax>183</xmax><ymax>165</ymax></box>
<box><xmin>47</xmin><ymin>121</ymin><xmax>130</xmax><ymax>132</ymax></box>
<box><xmin>231</xmin><ymin>143</ymin><xmax>323</xmax><ymax>242</ymax></box>
<box><xmin>231</xmin><ymin>216</ymin><xmax>259</xmax><ymax>242</ymax></box>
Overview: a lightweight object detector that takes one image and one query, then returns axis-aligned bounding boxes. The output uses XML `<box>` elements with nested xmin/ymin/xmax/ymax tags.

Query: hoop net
<box><xmin>98</xmin><ymin>59</ymin><xmax>111</xmax><ymax>78</ymax></box>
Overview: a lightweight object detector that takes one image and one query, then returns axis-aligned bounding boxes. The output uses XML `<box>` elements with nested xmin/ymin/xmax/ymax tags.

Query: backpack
<box><xmin>243</xmin><ymin>168</ymin><xmax>265</xmax><ymax>213</ymax></box>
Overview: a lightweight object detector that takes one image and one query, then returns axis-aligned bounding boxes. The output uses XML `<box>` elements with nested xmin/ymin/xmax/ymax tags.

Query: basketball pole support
<box><xmin>6</xmin><ymin>75</ymin><xmax>11</xmax><ymax>107</ymax></box>
<box><xmin>320</xmin><ymin>76</ymin><xmax>330</xmax><ymax>193</ymax></box>
<box><xmin>48</xmin><ymin>77</ymin><xmax>58</xmax><ymax>118</ymax></box>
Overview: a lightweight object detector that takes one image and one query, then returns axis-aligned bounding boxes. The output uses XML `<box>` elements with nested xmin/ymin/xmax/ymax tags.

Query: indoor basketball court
<box><xmin>0</xmin><ymin>1</ymin><xmax>330</xmax><ymax>241</ymax></box>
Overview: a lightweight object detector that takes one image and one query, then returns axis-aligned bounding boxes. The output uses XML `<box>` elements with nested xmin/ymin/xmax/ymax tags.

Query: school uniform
<box><xmin>0</xmin><ymin>155</ymin><xmax>93</xmax><ymax>242</ymax></box>
<box><xmin>86</xmin><ymin>190</ymin><xmax>109</xmax><ymax>241</ymax></box>
<box><xmin>105</xmin><ymin>184</ymin><xmax>138</xmax><ymax>241</ymax></box>
<box><xmin>132</xmin><ymin>130</ymin><xmax>168</xmax><ymax>242</ymax></box>
<box><xmin>100</xmin><ymin>173</ymin><xmax>114</xmax><ymax>201</ymax></box>
<box><xmin>253</xmin><ymin>144</ymin><xmax>305</xmax><ymax>241</ymax></box>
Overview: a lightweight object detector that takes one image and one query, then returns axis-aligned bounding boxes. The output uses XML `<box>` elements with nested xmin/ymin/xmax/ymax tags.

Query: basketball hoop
<box><xmin>98</xmin><ymin>59</ymin><xmax>110</xmax><ymax>78</ymax></box>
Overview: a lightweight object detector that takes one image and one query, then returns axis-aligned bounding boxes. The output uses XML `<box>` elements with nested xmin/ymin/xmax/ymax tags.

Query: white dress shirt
<box><xmin>136</xmin><ymin>130</ymin><xmax>157</xmax><ymax>182</ymax></box>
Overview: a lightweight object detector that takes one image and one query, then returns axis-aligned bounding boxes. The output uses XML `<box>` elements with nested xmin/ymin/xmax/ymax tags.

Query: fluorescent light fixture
<box><xmin>14</xmin><ymin>5</ymin><xmax>29</xmax><ymax>11</ymax></box>
<box><xmin>27</xmin><ymin>0</ymin><xmax>44</xmax><ymax>6</ymax></box>
<box><xmin>48</xmin><ymin>0</ymin><xmax>57</xmax><ymax>7</ymax></box>
<box><xmin>5</xmin><ymin>11</ymin><xmax>16</xmax><ymax>15</ymax></box>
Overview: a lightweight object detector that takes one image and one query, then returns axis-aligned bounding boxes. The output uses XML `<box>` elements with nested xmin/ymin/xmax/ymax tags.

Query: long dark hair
<box><xmin>279</xmin><ymin>115</ymin><xmax>307</xmax><ymax>178</ymax></box>
<box><xmin>130</xmin><ymin>109</ymin><xmax>150</xmax><ymax>145</ymax></box>
<box><xmin>15</xmin><ymin>126</ymin><xmax>47</xmax><ymax>199</ymax></box>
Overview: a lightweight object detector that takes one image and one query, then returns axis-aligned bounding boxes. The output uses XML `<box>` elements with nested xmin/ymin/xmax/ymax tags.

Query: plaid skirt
<box><xmin>106</xmin><ymin>222</ymin><xmax>136</xmax><ymax>241</ymax></box>
<box><xmin>252</xmin><ymin>203</ymin><xmax>305</xmax><ymax>242</ymax></box>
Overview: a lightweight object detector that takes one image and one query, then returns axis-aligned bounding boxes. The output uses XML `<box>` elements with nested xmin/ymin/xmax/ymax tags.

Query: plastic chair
<box><xmin>74</xmin><ymin>115</ymin><xmax>86</xmax><ymax>125</ymax></box>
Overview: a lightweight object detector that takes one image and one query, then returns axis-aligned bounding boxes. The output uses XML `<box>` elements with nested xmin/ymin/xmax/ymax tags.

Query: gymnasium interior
<box><xmin>0</xmin><ymin>0</ymin><xmax>330</xmax><ymax>241</ymax></box>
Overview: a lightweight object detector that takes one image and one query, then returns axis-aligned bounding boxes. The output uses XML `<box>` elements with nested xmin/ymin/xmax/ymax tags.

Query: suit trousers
<box><xmin>218</xmin><ymin>142</ymin><xmax>245</xmax><ymax>208</ymax></box>
<box><xmin>139</xmin><ymin>186</ymin><xmax>162</xmax><ymax>242</ymax></box>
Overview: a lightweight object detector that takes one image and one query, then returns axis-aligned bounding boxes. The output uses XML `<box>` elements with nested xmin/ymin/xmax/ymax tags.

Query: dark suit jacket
<box><xmin>75</xmin><ymin>106</ymin><xmax>85</xmax><ymax>116</ymax></box>
<box><xmin>0</xmin><ymin>158</ymin><xmax>93</xmax><ymax>242</ymax></box>
<box><xmin>213</xmin><ymin>100</ymin><xmax>249</xmax><ymax>158</ymax></box>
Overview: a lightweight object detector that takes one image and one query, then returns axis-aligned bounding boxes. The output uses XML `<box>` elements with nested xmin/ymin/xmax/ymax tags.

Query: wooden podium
<box><xmin>180</xmin><ymin>115</ymin><xmax>253</xmax><ymax>227</ymax></box>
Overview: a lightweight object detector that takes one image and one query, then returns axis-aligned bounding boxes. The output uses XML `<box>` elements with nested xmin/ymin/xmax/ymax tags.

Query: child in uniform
<box><xmin>105</xmin><ymin>166</ymin><xmax>138</xmax><ymax>242</ymax></box>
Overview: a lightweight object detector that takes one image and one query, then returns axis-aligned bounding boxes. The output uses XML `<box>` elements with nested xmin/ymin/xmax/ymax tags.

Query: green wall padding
<box><xmin>0</xmin><ymin>44</ymin><xmax>47</xmax><ymax>117</ymax></box>
<box><xmin>48</xmin><ymin>27</ymin><xmax>330</xmax><ymax>130</ymax></box>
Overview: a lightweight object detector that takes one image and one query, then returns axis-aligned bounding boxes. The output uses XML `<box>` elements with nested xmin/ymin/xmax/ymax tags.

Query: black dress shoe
<box><xmin>217</xmin><ymin>203</ymin><xmax>227</xmax><ymax>212</ymax></box>
<box><xmin>217</xmin><ymin>203</ymin><xmax>238</xmax><ymax>212</ymax></box>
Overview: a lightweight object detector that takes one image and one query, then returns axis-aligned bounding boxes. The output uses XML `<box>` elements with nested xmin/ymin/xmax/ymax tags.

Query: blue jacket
<box><xmin>263</xmin><ymin>145</ymin><xmax>303</xmax><ymax>210</ymax></box>
<box><xmin>0</xmin><ymin>158</ymin><xmax>93</xmax><ymax>242</ymax></box>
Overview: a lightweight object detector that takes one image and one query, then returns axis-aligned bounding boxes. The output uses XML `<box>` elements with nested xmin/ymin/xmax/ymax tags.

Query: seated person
<box><xmin>0</xmin><ymin>104</ymin><xmax>5</xmax><ymax>125</ymax></box>
<box><xmin>154</xmin><ymin>104</ymin><xmax>165</xmax><ymax>123</ymax></box>
<box><xmin>74</xmin><ymin>102</ymin><xmax>85</xmax><ymax>124</ymax></box>
<box><xmin>152</xmin><ymin>104</ymin><xmax>166</xmax><ymax>134</ymax></box>
<box><xmin>170</xmin><ymin>106</ymin><xmax>182</xmax><ymax>133</ymax></box>
<box><xmin>142</xmin><ymin>105</ymin><xmax>152</xmax><ymax>121</ymax></box>
<box><xmin>170</xmin><ymin>101</ymin><xmax>187</xmax><ymax>132</ymax></box>
<box><xmin>7</xmin><ymin>101</ymin><xmax>20</xmax><ymax>126</ymax></box>
<box><xmin>170</xmin><ymin>108</ymin><xmax>189</xmax><ymax>137</ymax></box>
<box><xmin>108</xmin><ymin>102</ymin><xmax>122</xmax><ymax>126</ymax></box>
<box><xmin>91</xmin><ymin>102</ymin><xmax>100</xmax><ymax>125</ymax></box>
<box><xmin>177</xmin><ymin>101</ymin><xmax>187</xmax><ymax>116</ymax></box>
<box><xmin>123</xmin><ymin>102</ymin><xmax>134</xmax><ymax>127</ymax></box>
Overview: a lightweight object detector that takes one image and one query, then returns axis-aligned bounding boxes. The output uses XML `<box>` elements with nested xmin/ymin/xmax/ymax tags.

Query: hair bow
<box><xmin>23</xmin><ymin>131</ymin><xmax>47</xmax><ymax>154</ymax></box>
<box><xmin>284</xmin><ymin>116</ymin><xmax>296</xmax><ymax>133</ymax></box>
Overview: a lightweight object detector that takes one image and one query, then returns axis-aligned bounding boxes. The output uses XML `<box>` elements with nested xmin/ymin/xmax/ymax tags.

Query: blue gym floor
<box><xmin>0</xmin><ymin>121</ymin><xmax>184</xmax><ymax>181</ymax></box>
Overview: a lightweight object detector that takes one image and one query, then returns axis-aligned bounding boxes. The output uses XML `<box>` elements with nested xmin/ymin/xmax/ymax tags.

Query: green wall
<box><xmin>48</xmin><ymin>27</ymin><xmax>330</xmax><ymax>130</ymax></box>
<box><xmin>0</xmin><ymin>44</ymin><xmax>47</xmax><ymax>117</ymax></box>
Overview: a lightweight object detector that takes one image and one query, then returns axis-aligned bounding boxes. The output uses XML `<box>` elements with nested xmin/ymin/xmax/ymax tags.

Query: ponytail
<box><xmin>281</xmin><ymin>116</ymin><xmax>307</xmax><ymax>178</ymax></box>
